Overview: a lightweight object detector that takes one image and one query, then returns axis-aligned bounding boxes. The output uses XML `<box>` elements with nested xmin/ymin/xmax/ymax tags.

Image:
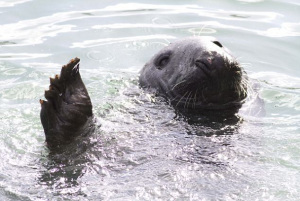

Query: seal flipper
<box><xmin>40</xmin><ymin>58</ymin><xmax>93</xmax><ymax>148</ymax></box>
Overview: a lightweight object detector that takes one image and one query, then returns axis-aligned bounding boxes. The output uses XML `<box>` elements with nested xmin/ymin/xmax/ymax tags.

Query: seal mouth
<box><xmin>167</xmin><ymin>87</ymin><xmax>247</xmax><ymax>111</ymax></box>
<box><xmin>166</xmin><ymin>72</ymin><xmax>248</xmax><ymax>110</ymax></box>
<box><xmin>173</xmin><ymin>97</ymin><xmax>246</xmax><ymax>110</ymax></box>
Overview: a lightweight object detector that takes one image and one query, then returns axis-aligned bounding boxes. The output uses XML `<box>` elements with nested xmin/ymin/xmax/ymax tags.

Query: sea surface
<box><xmin>0</xmin><ymin>0</ymin><xmax>299</xmax><ymax>200</ymax></box>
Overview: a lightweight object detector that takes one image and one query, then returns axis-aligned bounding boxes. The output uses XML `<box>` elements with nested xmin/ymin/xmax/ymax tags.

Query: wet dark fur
<box><xmin>40</xmin><ymin>58</ymin><xmax>93</xmax><ymax>148</ymax></box>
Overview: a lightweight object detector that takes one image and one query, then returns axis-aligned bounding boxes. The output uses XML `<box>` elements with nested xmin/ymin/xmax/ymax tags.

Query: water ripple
<box><xmin>0</xmin><ymin>0</ymin><xmax>31</xmax><ymax>8</ymax></box>
<box><xmin>0</xmin><ymin>53</ymin><xmax>51</xmax><ymax>60</ymax></box>
<box><xmin>0</xmin><ymin>1</ymin><xmax>299</xmax><ymax>200</ymax></box>
<box><xmin>72</xmin><ymin>35</ymin><xmax>175</xmax><ymax>48</ymax></box>
<box><xmin>0</xmin><ymin>3</ymin><xmax>283</xmax><ymax>47</ymax></box>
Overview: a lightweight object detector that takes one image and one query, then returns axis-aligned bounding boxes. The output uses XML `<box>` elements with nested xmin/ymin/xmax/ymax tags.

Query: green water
<box><xmin>0</xmin><ymin>0</ymin><xmax>299</xmax><ymax>200</ymax></box>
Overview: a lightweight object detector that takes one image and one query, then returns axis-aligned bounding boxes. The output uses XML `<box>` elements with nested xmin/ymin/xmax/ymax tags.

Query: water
<box><xmin>0</xmin><ymin>0</ymin><xmax>299</xmax><ymax>200</ymax></box>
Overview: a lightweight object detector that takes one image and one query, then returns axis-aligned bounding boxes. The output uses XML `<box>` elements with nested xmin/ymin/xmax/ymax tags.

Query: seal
<box><xmin>40</xmin><ymin>58</ymin><xmax>94</xmax><ymax>148</ymax></box>
<box><xmin>40</xmin><ymin>37</ymin><xmax>247</xmax><ymax>147</ymax></box>
<box><xmin>139</xmin><ymin>36</ymin><xmax>247</xmax><ymax>112</ymax></box>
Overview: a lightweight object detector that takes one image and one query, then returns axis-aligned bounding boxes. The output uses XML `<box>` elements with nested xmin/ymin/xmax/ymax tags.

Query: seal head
<box><xmin>139</xmin><ymin>36</ymin><xmax>247</xmax><ymax>112</ymax></box>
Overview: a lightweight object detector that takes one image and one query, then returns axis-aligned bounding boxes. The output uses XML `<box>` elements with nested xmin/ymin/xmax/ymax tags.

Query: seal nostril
<box><xmin>213</xmin><ymin>41</ymin><xmax>223</xmax><ymax>48</ymax></box>
<box><xmin>195</xmin><ymin>59</ymin><xmax>210</xmax><ymax>69</ymax></box>
<box><xmin>195</xmin><ymin>59</ymin><xmax>212</xmax><ymax>77</ymax></box>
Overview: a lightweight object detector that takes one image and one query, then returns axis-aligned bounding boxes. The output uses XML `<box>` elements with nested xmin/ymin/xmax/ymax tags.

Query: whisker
<box><xmin>169</xmin><ymin>94</ymin><xmax>181</xmax><ymax>102</ymax></box>
<box><xmin>240</xmin><ymin>76</ymin><xmax>250</xmax><ymax>98</ymax></box>
<box><xmin>171</xmin><ymin>80</ymin><xmax>187</xmax><ymax>91</ymax></box>
<box><xmin>193</xmin><ymin>89</ymin><xmax>199</xmax><ymax>109</ymax></box>
<box><xmin>176</xmin><ymin>91</ymin><xmax>189</xmax><ymax>107</ymax></box>
<box><xmin>184</xmin><ymin>91</ymin><xmax>193</xmax><ymax>109</ymax></box>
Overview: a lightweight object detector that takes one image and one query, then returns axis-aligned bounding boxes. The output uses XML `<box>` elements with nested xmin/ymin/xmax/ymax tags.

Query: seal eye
<box><xmin>213</xmin><ymin>41</ymin><xmax>223</xmax><ymax>48</ymax></box>
<box><xmin>155</xmin><ymin>51</ymin><xmax>172</xmax><ymax>69</ymax></box>
<box><xmin>158</xmin><ymin>56</ymin><xmax>169</xmax><ymax>67</ymax></box>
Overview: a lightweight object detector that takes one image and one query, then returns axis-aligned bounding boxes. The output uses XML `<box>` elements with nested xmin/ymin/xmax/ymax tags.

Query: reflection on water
<box><xmin>0</xmin><ymin>0</ymin><xmax>299</xmax><ymax>200</ymax></box>
<box><xmin>38</xmin><ymin>84</ymin><xmax>248</xmax><ymax>199</ymax></box>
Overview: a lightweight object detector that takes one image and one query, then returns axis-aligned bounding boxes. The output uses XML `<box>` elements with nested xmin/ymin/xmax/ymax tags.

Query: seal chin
<box><xmin>172</xmin><ymin>98</ymin><xmax>245</xmax><ymax>111</ymax></box>
<box><xmin>168</xmin><ymin>85</ymin><xmax>246</xmax><ymax>110</ymax></box>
